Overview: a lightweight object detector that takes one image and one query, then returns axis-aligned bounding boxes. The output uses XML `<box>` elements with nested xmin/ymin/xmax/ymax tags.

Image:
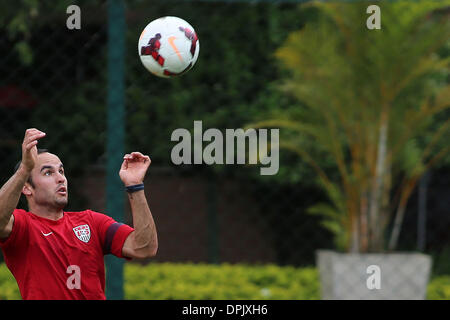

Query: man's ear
<box><xmin>22</xmin><ymin>183</ymin><xmax>33</xmax><ymax>196</ymax></box>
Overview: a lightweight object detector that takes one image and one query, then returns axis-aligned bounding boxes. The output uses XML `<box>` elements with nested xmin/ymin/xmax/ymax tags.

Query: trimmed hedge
<box><xmin>0</xmin><ymin>262</ymin><xmax>449</xmax><ymax>300</ymax></box>
<box><xmin>124</xmin><ymin>263</ymin><xmax>319</xmax><ymax>300</ymax></box>
<box><xmin>0</xmin><ymin>263</ymin><xmax>20</xmax><ymax>300</ymax></box>
<box><xmin>427</xmin><ymin>276</ymin><xmax>450</xmax><ymax>300</ymax></box>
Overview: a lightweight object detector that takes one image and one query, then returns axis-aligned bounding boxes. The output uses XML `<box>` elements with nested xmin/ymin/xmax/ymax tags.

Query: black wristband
<box><xmin>126</xmin><ymin>183</ymin><xmax>144</xmax><ymax>193</ymax></box>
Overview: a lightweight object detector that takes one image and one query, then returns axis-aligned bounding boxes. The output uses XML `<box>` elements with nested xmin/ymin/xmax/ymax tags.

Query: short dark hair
<box><xmin>14</xmin><ymin>149</ymin><xmax>49</xmax><ymax>188</ymax></box>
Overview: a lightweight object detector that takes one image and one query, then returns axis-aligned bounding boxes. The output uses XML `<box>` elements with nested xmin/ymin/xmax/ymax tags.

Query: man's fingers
<box><xmin>131</xmin><ymin>151</ymin><xmax>144</xmax><ymax>157</ymax></box>
<box><xmin>24</xmin><ymin>128</ymin><xmax>39</xmax><ymax>136</ymax></box>
<box><xmin>123</xmin><ymin>152</ymin><xmax>151</xmax><ymax>165</ymax></box>
<box><xmin>23</xmin><ymin>131</ymin><xmax>46</xmax><ymax>146</ymax></box>
<box><xmin>120</xmin><ymin>159</ymin><xmax>128</xmax><ymax>171</ymax></box>
<box><xmin>124</xmin><ymin>152</ymin><xmax>142</xmax><ymax>161</ymax></box>
<box><xmin>130</xmin><ymin>152</ymin><xmax>151</xmax><ymax>163</ymax></box>
<box><xmin>24</xmin><ymin>128</ymin><xmax>44</xmax><ymax>138</ymax></box>
<box><xmin>25</xmin><ymin>140</ymin><xmax>39</xmax><ymax>150</ymax></box>
<box><xmin>26</xmin><ymin>132</ymin><xmax>45</xmax><ymax>141</ymax></box>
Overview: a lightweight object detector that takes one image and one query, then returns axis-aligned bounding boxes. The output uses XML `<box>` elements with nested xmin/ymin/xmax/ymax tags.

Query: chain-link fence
<box><xmin>0</xmin><ymin>0</ymin><xmax>449</xmax><ymax>300</ymax></box>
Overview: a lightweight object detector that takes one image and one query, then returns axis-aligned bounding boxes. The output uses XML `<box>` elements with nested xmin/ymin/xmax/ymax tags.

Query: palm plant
<box><xmin>251</xmin><ymin>0</ymin><xmax>450</xmax><ymax>253</ymax></box>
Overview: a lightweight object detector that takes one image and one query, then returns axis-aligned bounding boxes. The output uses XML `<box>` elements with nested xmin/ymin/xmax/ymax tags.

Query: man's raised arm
<box><xmin>119</xmin><ymin>152</ymin><xmax>158</xmax><ymax>259</ymax></box>
<box><xmin>0</xmin><ymin>129</ymin><xmax>46</xmax><ymax>238</ymax></box>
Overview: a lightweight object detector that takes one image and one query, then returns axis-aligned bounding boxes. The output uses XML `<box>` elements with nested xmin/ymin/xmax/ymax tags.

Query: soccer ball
<box><xmin>138</xmin><ymin>16</ymin><xmax>200</xmax><ymax>78</ymax></box>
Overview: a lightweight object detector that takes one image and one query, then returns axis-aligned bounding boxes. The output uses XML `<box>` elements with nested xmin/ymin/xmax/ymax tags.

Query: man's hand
<box><xmin>21</xmin><ymin>129</ymin><xmax>46</xmax><ymax>173</ymax></box>
<box><xmin>119</xmin><ymin>152</ymin><xmax>151</xmax><ymax>186</ymax></box>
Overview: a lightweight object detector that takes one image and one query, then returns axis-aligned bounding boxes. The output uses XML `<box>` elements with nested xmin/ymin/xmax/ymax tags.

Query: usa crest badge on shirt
<box><xmin>73</xmin><ymin>224</ymin><xmax>91</xmax><ymax>243</ymax></box>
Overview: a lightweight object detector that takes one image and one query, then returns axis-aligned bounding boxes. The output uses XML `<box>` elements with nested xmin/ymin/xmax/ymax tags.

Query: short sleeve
<box><xmin>0</xmin><ymin>209</ymin><xmax>29</xmax><ymax>249</ymax></box>
<box><xmin>87</xmin><ymin>210</ymin><xmax>134</xmax><ymax>259</ymax></box>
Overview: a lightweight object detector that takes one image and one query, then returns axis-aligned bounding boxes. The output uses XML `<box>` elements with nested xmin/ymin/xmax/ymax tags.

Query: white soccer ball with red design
<box><xmin>138</xmin><ymin>16</ymin><xmax>200</xmax><ymax>78</ymax></box>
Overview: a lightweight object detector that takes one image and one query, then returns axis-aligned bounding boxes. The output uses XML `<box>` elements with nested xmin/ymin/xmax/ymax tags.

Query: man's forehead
<box><xmin>36</xmin><ymin>152</ymin><xmax>63</xmax><ymax>167</ymax></box>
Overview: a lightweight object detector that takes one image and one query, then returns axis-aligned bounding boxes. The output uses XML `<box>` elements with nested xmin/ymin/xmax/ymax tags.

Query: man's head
<box><xmin>14</xmin><ymin>150</ymin><xmax>68</xmax><ymax>211</ymax></box>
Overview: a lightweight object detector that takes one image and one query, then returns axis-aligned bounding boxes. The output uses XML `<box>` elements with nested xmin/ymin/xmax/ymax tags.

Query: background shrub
<box><xmin>1</xmin><ymin>262</ymin><xmax>448</xmax><ymax>300</ymax></box>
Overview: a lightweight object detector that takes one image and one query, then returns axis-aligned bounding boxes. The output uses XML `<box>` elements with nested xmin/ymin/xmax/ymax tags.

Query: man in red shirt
<box><xmin>0</xmin><ymin>128</ymin><xmax>158</xmax><ymax>299</ymax></box>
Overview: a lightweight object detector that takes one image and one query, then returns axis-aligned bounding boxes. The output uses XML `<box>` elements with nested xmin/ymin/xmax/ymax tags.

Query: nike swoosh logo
<box><xmin>42</xmin><ymin>231</ymin><xmax>53</xmax><ymax>237</ymax></box>
<box><xmin>168</xmin><ymin>36</ymin><xmax>184</xmax><ymax>63</ymax></box>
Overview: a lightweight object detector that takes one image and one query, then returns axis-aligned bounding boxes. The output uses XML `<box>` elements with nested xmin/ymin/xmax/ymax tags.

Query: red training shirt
<box><xmin>0</xmin><ymin>209</ymin><xmax>134</xmax><ymax>300</ymax></box>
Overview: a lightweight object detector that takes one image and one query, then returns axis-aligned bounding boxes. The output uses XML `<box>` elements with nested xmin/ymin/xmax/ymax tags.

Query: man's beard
<box><xmin>54</xmin><ymin>195</ymin><xmax>68</xmax><ymax>209</ymax></box>
<box><xmin>56</xmin><ymin>199</ymin><xmax>68</xmax><ymax>208</ymax></box>
<box><xmin>35</xmin><ymin>193</ymin><xmax>69</xmax><ymax>210</ymax></box>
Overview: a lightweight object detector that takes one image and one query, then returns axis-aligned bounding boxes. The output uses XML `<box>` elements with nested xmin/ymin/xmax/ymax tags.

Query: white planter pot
<box><xmin>316</xmin><ymin>250</ymin><xmax>432</xmax><ymax>300</ymax></box>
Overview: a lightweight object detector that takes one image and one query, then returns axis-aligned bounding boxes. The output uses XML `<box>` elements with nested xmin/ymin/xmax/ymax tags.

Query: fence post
<box><xmin>106</xmin><ymin>0</ymin><xmax>126</xmax><ymax>300</ymax></box>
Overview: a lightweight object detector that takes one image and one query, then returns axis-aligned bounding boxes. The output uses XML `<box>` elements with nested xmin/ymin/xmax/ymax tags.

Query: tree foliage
<box><xmin>251</xmin><ymin>0</ymin><xmax>450</xmax><ymax>252</ymax></box>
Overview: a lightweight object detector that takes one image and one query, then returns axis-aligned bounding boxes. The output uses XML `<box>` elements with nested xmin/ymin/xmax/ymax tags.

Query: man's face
<box><xmin>26</xmin><ymin>152</ymin><xmax>68</xmax><ymax>210</ymax></box>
